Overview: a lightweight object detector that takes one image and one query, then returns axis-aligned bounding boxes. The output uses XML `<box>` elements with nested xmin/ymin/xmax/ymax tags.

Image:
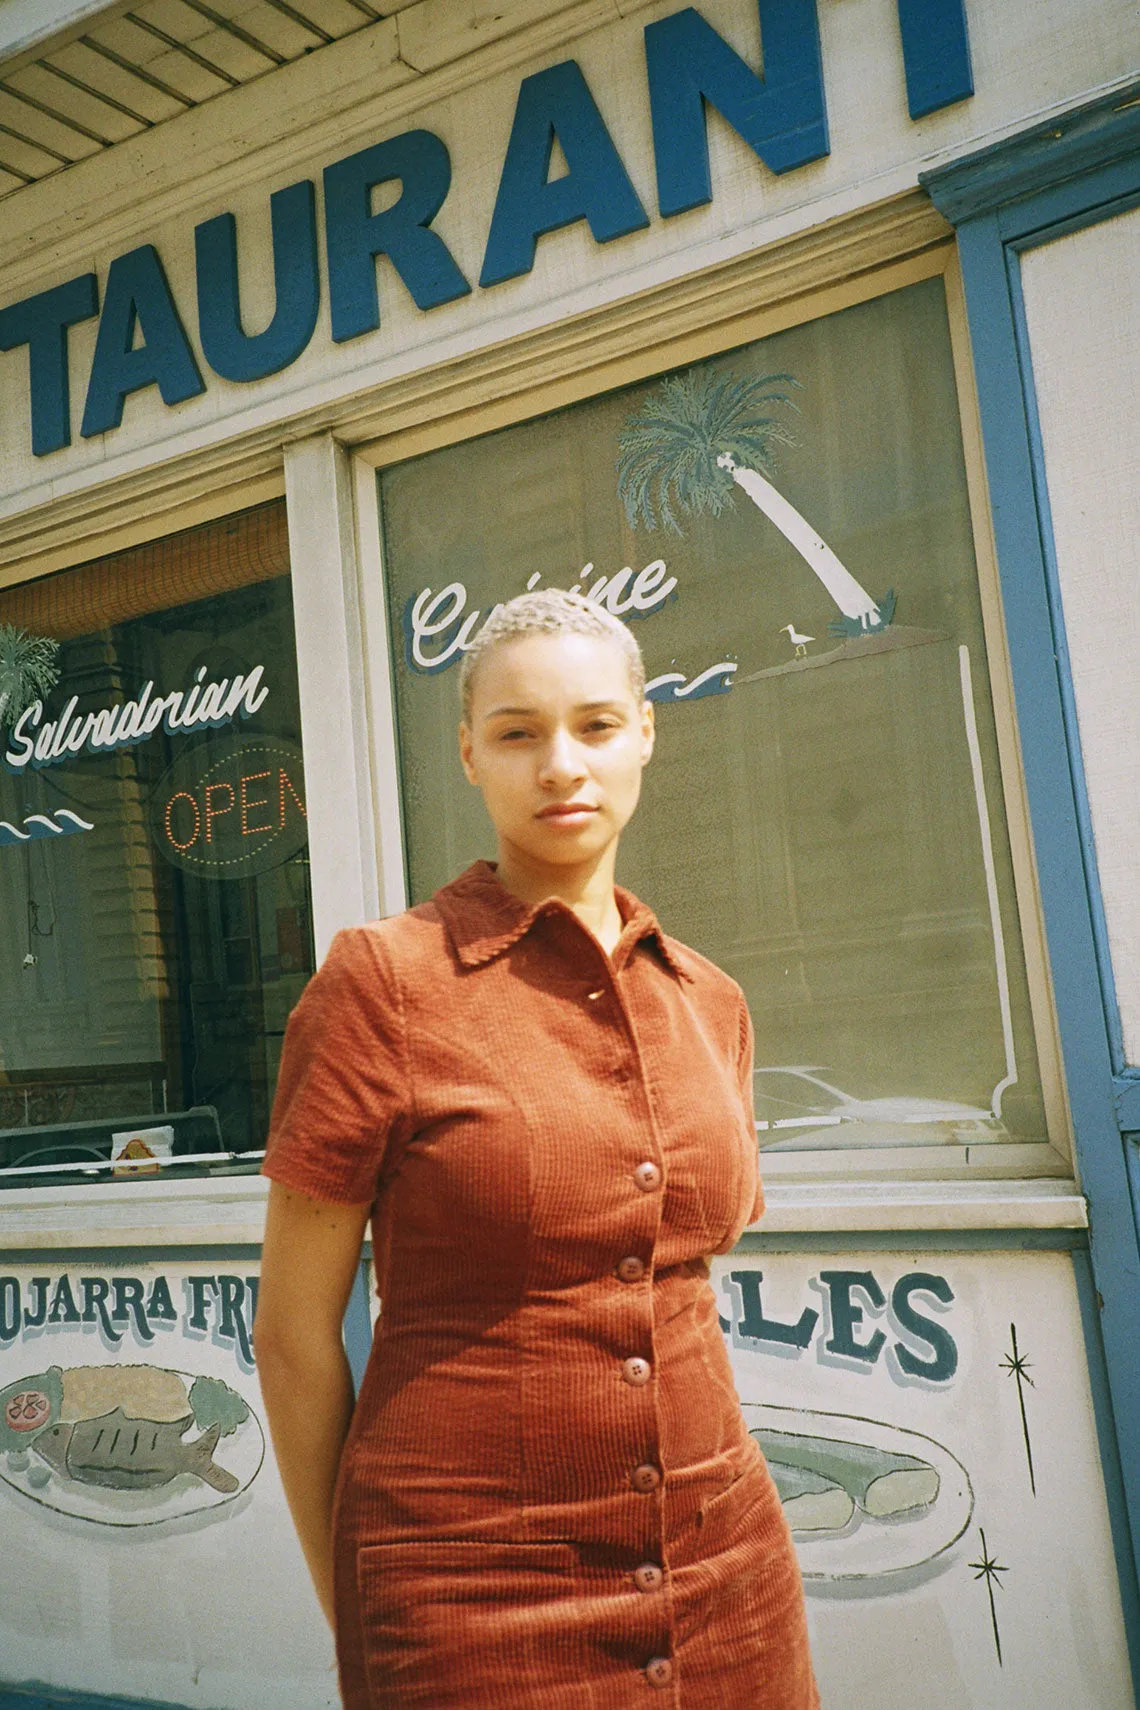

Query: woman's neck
<box><xmin>494</xmin><ymin>844</ymin><xmax>624</xmax><ymax>955</ymax></box>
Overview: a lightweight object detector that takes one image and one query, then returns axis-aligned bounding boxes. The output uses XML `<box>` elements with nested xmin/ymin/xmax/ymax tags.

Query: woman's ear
<box><xmin>640</xmin><ymin>700</ymin><xmax>656</xmax><ymax>766</ymax></box>
<box><xmin>458</xmin><ymin>721</ymin><xmax>479</xmax><ymax>785</ymax></box>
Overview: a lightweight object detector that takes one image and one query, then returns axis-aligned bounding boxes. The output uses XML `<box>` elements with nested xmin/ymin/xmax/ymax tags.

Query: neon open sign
<box><xmin>151</xmin><ymin>735</ymin><xmax>307</xmax><ymax>881</ymax></box>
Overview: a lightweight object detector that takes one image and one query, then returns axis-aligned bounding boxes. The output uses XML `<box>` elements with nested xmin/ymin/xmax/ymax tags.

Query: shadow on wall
<box><xmin>0</xmin><ymin>1690</ymin><xmax>201</xmax><ymax>1710</ymax></box>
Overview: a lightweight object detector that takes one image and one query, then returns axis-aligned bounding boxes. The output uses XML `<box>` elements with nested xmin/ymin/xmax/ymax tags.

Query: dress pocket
<box><xmin>356</xmin><ymin>1539</ymin><xmax>581</xmax><ymax>1707</ymax></box>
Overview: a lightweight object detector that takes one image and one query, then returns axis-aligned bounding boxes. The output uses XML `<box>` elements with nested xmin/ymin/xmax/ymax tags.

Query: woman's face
<box><xmin>459</xmin><ymin>631</ymin><xmax>654</xmax><ymax>874</ymax></box>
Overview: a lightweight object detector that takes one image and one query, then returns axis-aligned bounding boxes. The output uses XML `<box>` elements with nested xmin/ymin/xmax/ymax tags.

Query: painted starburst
<box><xmin>0</xmin><ymin>624</ymin><xmax>60</xmax><ymax>730</ymax></box>
<box><xmin>1000</xmin><ymin>1322</ymin><xmax>1036</xmax><ymax>1495</ymax></box>
<box><xmin>968</xmin><ymin>1527</ymin><xmax>1009</xmax><ymax>1666</ymax></box>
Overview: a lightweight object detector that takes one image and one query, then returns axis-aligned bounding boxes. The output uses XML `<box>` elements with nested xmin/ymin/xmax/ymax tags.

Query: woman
<box><xmin>255</xmin><ymin>590</ymin><xmax>818</xmax><ymax>1708</ymax></box>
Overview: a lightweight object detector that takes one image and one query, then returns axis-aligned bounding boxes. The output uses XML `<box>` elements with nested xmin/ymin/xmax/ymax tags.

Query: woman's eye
<box><xmin>585</xmin><ymin>719</ymin><xmax>619</xmax><ymax>734</ymax></box>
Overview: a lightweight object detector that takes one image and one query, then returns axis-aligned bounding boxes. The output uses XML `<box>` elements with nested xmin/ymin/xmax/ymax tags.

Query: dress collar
<box><xmin>432</xmin><ymin>860</ymin><xmax>691</xmax><ymax>980</ymax></box>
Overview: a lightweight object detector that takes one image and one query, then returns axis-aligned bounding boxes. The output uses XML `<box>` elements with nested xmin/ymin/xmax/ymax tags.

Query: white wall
<box><xmin>0</xmin><ymin>0</ymin><xmax>1136</xmax><ymax>525</ymax></box>
<box><xmin>0</xmin><ymin>1248</ymin><xmax>1127</xmax><ymax>1709</ymax></box>
<box><xmin>1020</xmin><ymin>205</ymin><xmax>1140</xmax><ymax>1064</ymax></box>
<box><xmin>715</xmin><ymin>1248</ymin><xmax>1132</xmax><ymax>1709</ymax></box>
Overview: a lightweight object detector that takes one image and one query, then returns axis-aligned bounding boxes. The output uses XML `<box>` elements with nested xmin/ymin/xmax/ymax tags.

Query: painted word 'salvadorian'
<box><xmin>4</xmin><ymin>665</ymin><xmax>269</xmax><ymax>772</ymax></box>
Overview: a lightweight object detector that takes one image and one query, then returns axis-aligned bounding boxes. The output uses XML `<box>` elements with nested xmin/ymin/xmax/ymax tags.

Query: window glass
<box><xmin>379</xmin><ymin>278</ymin><xmax>1048</xmax><ymax>1157</ymax></box>
<box><xmin>0</xmin><ymin>505</ymin><xmax>313</xmax><ymax>1186</ymax></box>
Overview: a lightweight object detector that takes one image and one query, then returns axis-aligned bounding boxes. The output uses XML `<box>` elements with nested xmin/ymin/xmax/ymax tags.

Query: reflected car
<box><xmin>753</xmin><ymin>1068</ymin><xmax>1010</xmax><ymax>1150</ymax></box>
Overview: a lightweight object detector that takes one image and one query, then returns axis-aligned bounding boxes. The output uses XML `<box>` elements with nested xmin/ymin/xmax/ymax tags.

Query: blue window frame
<box><xmin>923</xmin><ymin>79</ymin><xmax>1140</xmax><ymax>1677</ymax></box>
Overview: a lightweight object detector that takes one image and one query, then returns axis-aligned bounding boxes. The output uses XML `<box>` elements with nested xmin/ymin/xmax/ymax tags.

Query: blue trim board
<box><xmin>920</xmin><ymin>76</ymin><xmax>1140</xmax><ymax>224</ymax></box>
<box><xmin>924</xmin><ymin>94</ymin><xmax>1140</xmax><ymax>1685</ymax></box>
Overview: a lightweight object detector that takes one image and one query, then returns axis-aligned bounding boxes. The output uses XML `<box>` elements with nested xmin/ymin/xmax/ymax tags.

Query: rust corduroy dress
<box><xmin>262</xmin><ymin>861</ymin><xmax>818</xmax><ymax>1709</ymax></box>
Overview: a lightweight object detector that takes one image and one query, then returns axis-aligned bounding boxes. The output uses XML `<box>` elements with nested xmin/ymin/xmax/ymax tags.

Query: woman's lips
<box><xmin>537</xmin><ymin>803</ymin><xmax>597</xmax><ymax>824</ymax></box>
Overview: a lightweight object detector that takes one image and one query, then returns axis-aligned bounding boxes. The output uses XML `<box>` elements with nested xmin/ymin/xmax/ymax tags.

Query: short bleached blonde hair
<box><xmin>459</xmin><ymin>589</ymin><xmax>646</xmax><ymax>724</ymax></box>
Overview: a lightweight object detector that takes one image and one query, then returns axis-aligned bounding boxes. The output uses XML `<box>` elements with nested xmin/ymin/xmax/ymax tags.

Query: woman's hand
<box><xmin>254</xmin><ymin>1181</ymin><xmax>373</xmax><ymax>1627</ymax></box>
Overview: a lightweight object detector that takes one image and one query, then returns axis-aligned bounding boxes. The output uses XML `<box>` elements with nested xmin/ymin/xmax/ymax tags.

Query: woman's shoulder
<box><xmin>323</xmin><ymin>899</ymin><xmax>453</xmax><ymax>984</ymax></box>
<box><xmin>655</xmin><ymin>930</ymin><xmax>748</xmax><ymax>1011</ymax></box>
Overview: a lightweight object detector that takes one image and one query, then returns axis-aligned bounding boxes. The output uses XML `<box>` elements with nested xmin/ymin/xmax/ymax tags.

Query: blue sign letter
<box><xmin>196</xmin><ymin>180</ymin><xmax>320</xmax><ymax>382</ymax></box>
<box><xmin>891</xmin><ymin>1272</ymin><xmax>958</xmax><ymax>1381</ymax></box>
<box><xmin>324</xmin><ymin>130</ymin><xmax>470</xmax><ymax>343</ymax></box>
<box><xmin>730</xmin><ymin>1269</ymin><xmax>819</xmax><ymax>1348</ymax></box>
<box><xmin>81</xmin><ymin>245</ymin><xmax>205</xmax><ymax>438</ymax></box>
<box><xmin>480</xmin><ymin>60</ymin><xmax>649</xmax><ymax>288</ymax></box>
<box><xmin>645</xmin><ymin>1</ymin><xmax>829</xmax><ymax>219</ymax></box>
<box><xmin>897</xmin><ymin>0</ymin><xmax>973</xmax><ymax>119</ymax></box>
<box><xmin>0</xmin><ymin>274</ymin><xmax>98</xmax><ymax>455</ymax></box>
<box><xmin>819</xmin><ymin>1270</ymin><xmax>887</xmax><ymax>1364</ymax></box>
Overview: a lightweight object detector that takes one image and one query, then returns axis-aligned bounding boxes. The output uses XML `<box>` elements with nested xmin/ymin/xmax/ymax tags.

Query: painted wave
<box><xmin>645</xmin><ymin>661</ymin><xmax>737</xmax><ymax>703</ymax></box>
<box><xmin>0</xmin><ymin>809</ymin><xmax>94</xmax><ymax>847</ymax></box>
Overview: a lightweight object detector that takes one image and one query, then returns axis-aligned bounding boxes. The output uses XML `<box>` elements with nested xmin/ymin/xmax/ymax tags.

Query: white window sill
<box><xmin>0</xmin><ymin>1172</ymin><xmax>1087</xmax><ymax>1250</ymax></box>
<box><xmin>755</xmin><ymin>1176</ymin><xmax>1086</xmax><ymax>1233</ymax></box>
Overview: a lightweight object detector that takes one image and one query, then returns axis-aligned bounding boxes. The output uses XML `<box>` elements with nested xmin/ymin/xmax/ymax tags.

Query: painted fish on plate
<box><xmin>0</xmin><ymin>1363</ymin><xmax>263</xmax><ymax>1527</ymax></box>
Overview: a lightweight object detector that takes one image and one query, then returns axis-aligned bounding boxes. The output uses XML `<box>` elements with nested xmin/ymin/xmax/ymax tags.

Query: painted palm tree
<box><xmin>617</xmin><ymin>370</ymin><xmax>881</xmax><ymax>629</ymax></box>
<box><xmin>0</xmin><ymin>624</ymin><xmax>59</xmax><ymax>730</ymax></box>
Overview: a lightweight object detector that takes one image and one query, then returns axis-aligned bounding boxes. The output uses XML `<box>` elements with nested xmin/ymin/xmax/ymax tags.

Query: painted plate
<box><xmin>742</xmin><ymin>1403</ymin><xmax>974</xmax><ymax>1581</ymax></box>
<box><xmin>0</xmin><ymin>1363</ymin><xmax>264</xmax><ymax>1528</ymax></box>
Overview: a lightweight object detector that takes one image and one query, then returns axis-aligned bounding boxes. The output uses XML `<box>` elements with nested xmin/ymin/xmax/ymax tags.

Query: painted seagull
<box><xmin>779</xmin><ymin>624</ymin><xmax>814</xmax><ymax>658</ymax></box>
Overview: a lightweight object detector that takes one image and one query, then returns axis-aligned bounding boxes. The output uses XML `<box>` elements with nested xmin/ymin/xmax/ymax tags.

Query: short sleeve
<box><xmin>261</xmin><ymin>926</ymin><xmax>407</xmax><ymax>1205</ymax></box>
<box><xmin>736</xmin><ymin>995</ymin><xmax>764</xmax><ymax>1226</ymax></box>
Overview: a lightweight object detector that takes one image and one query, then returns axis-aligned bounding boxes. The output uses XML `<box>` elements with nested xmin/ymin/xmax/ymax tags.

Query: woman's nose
<box><xmin>538</xmin><ymin>728</ymin><xmax>587</xmax><ymax>787</ymax></box>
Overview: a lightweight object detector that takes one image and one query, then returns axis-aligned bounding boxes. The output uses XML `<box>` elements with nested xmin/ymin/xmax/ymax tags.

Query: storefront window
<box><xmin>0</xmin><ymin>503</ymin><xmax>313</xmax><ymax>1186</ymax></box>
<box><xmin>379</xmin><ymin>277</ymin><xmax>1049</xmax><ymax>1158</ymax></box>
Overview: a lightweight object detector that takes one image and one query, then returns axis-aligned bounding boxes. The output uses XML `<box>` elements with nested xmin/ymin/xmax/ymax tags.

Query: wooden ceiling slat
<box><xmin>0</xmin><ymin>151</ymin><xmax>34</xmax><ymax>183</ymax></box>
<box><xmin>0</xmin><ymin>0</ymin><xmax>392</xmax><ymax>206</ymax></box>
<box><xmin>5</xmin><ymin>63</ymin><xmax>138</xmax><ymax>143</ymax></box>
<box><xmin>0</xmin><ymin>78</ymin><xmax>111</xmax><ymax>147</ymax></box>
<box><xmin>81</xmin><ymin>34</ymin><xmax>195</xmax><ymax>108</ymax></box>
<box><xmin>163</xmin><ymin>24</ymin><xmax>276</xmax><ymax>82</ymax></box>
<box><xmin>125</xmin><ymin>13</ymin><xmax>242</xmax><ymax>90</ymax></box>
<box><xmin>129</xmin><ymin>0</ymin><xmax>219</xmax><ymax>46</ymax></box>
<box><xmin>50</xmin><ymin>39</ymin><xmax>187</xmax><ymax>123</ymax></box>
<box><xmin>180</xmin><ymin>1</ymin><xmax>288</xmax><ymax>65</ymax></box>
<box><xmin>39</xmin><ymin>56</ymin><xmax>153</xmax><ymax>128</ymax></box>
<box><xmin>213</xmin><ymin>1</ymin><xmax>318</xmax><ymax>61</ymax></box>
<box><xmin>261</xmin><ymin>1</ymin><xmax>333</xmax><ymax>46</ymax></box>
<box><xmin>0</xmin><ymin>87</ymin><xmax>101</xmax><ymax>158</ymax></box>
<box><xmin>0</xmin><ymin>123</ymin><xmax>69</xmax><ymax>176</ymax></box>
<box><xmin>277</xmin><ymin>0</ymin><xmax>372</xmax><ymax>34</ymax></box>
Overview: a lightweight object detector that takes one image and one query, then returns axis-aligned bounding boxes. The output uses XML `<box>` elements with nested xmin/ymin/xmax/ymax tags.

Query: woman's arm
<box><xmin>254</xmin><ymin>1180</ymin><xmax>373</xmax><ymax>1626</ymax></box>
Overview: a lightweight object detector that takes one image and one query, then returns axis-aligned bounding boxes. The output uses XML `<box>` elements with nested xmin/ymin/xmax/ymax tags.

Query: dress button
<box><xmin>645</xmin><ymin>1657</ymin><xmax>674</xmax><ymax>1688</ymax></box>
<box><xmin>634</xmin><ymin>1563</ymin><xmax>664</xmax><ymax>1593</ymax></box>
<box><xmin>622</xmin><ymin>1356</ymin><xmax>652</xmax><ymax>1386</ymax></box>
<box><xmin>634</xmin><ymin>1160</ymin><xmax>662</xmax><ymax>1192</ymax></box>
<box><xmin>631</xmin><ymin>1463</ymin><xmax>661</xmax><ymax>1493</ymax></box>
<box><xmin>616</xmin><ymin>1255</ymin><xmax>646</xmax><ymax>1283</ymax></box>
